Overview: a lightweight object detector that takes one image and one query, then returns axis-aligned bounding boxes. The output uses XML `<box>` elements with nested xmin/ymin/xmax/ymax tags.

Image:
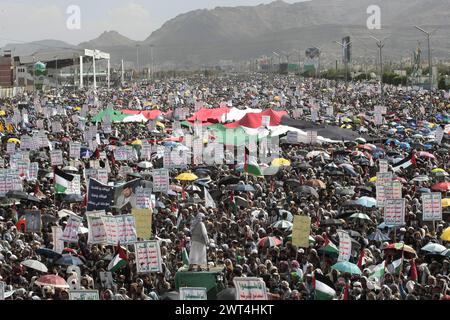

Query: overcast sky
<box><xmin>0</xmin><ymin>0</ymin><xmax>300</xmax><ymax>46</ymax></box>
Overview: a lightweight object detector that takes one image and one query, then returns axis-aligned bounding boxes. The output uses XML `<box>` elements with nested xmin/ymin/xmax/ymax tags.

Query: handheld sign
<box><xmin>422</xmin><ymin>193</ymin><xmax>442</xmax><ymax>221</ymax></box>
<box><xmin>179</xmin><ymin>287</ymin><xmax>207</xmax><ymax>300</ymax></box>
<box><xmin>233</xmin><ymin>277</ymin><xmax>268</xmax><ymax>300</ymax></box>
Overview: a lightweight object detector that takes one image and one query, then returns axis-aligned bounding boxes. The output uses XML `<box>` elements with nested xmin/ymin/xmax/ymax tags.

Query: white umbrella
<box><xmin>137</xmin><ymin>161</ymin><xmax>153</xmax><ymax>169</ymax></box>
<box><xmin>421</xmin><ymin>243</ymin><xmax>447</xmax><ymax>253</ymax></box>
<box><xmin>21</xmin><ymin>259</ymin><xmax>48</xmax><ymax>273</ymax></box>
<box><xmin>62</xmin><ymin>166</ymin><xmax>78</xmax><ymax>173</ymax></box>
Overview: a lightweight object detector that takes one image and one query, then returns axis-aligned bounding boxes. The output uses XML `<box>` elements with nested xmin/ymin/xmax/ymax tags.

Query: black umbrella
<box><xmin>63</xmin><ymin>194</ymin><xmax>84</xmax><ymax>203</ymax></box>
<box><xmin>5</xmin><ymin>190</ymin><xmax>29</xmax><ymax>200</ymax></box>
<box><xmin>284</xmin><ymin>179</ymin><xmax>302</xmax><ymax>187</ymax></box>
<box><xmin>218</xmin><ymin>176</ymin><xmax>240</xmax><ymax>185</ymax></box>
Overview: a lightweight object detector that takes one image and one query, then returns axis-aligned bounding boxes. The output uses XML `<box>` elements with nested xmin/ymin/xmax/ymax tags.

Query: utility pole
<box><xmin>334</xmin><ymin>40</ymin><xmax>352</xmax><ymax>84</ymax></box>
<box><xmin>414</xmin><ymin>26</ymin><xmax>438</xmax><ymax>91</ymax></box>
<box><xmin>273</xmin><ymin>52</ymin><xmax>280</xmax><ymax>74</ymax></box>
<box><xmin>149</xmin><ymin>44</ymin><xmax>155</xmax><ymax>79</ymax></box>
<box><xmin>136</xmin><ymin>44</ymin><xmax>140</xmax><ymax>80</ymax></box>
<box><xmin>121</xmin><ymin>59</ymin><xmax>124</xmax><ymax>86</ymax></box>
<box><xmin>370</xmin><ymin>35</ymin><xmax>389</xmax><ymax>104</ymax></box>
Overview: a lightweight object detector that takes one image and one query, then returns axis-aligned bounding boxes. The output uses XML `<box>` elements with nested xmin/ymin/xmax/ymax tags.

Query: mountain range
<box><xmin>2</xmin><ymin>0</ymin><xmax>450</xmax><ymax>68</ymax></box>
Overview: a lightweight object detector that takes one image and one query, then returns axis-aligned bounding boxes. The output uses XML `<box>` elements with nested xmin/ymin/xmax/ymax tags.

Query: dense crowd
<box><xmin>0</xmin><ymin>74</ymin><xmax>449</xmax><ymax>300</ymax></box>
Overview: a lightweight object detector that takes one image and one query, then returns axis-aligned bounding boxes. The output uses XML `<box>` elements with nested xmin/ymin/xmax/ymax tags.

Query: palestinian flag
<box><xmin>313</xmin><ymin>272</ymin><xmax>336</xmax><ymax>300</ymax></box>
<box><xmin>369</xmin><ymin>261</ymin><xmax>385</xmax><ymax>282</ymax></box>
<box><xmin>108</xmin><ymin>243</ymin><xmax>128</xmax><ymax>272</ymax></box>
<box><xmin>387</xmin><ymin>258</ymin><xmax>403</xmax><ymax>275</ymax></box>
<box><xmin>392</xmin><ymin>151</ymin><xmax>417</xmax><ymax>172</ymax></box>
<box><xmin>244</xmin><ymin>147</ymin><xmax>263</xmax><ymax>177</ymax></box>
<box><xmin>54</xmin><ymin>168</ymin><xmax>75</xmax><ymax>194</ymax></box>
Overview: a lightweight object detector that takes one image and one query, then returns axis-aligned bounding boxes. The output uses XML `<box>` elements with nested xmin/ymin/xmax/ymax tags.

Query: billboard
<box><xmin>304</xmin><ymin>47</ymin><xmax>320</xmax><ymax>72</ymax></box>
<box><xmin>342</xmin><ymin>36</ymin><xmax>351</xmax><ymax>63</ymax></box>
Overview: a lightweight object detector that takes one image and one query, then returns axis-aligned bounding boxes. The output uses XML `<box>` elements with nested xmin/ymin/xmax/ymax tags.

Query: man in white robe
<box><xmin>189</xmin><ymin>213</ymin><xmax>209</xmax><ymax>270</ymax></box>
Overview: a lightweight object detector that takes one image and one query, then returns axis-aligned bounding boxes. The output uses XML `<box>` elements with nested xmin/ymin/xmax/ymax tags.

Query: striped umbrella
<box><xmin>258</xmin><ymin>236</ymin><xmax>282</xmax><ymax>248</ymax></box>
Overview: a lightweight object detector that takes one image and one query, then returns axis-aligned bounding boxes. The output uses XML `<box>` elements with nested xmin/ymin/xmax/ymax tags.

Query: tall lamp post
<box><xmin>273</xmin><ymin>52</ymin><xmax>280</xmax><ymax>74</ymax></box>
<box><xmin>414</xmin><ymin>26</ymin><xmax>438</xmax><ymax>91</ymax></box>
<box><xmin>334</xmin><ymin>40</ymin><xmax>352</xmax><ymax>84</ymax></box>
<box><xmin>370</xmin><ymin>35</ymin><xmax>389</xmax><ymax>104</ymax></box>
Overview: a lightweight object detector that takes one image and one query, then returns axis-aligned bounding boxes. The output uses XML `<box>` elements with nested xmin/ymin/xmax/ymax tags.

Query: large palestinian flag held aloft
<box><xmin>313</xmin><ymin>272</ymin><xmax>336</xmax><ymax>300</ymax></box>
<box><xmin>54</xmin><ymin>168</ymin><xmax>75</xmax><ymax>194</ymax></box>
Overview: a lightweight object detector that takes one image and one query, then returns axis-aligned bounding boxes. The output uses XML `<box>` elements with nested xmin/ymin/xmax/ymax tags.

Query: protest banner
<box><xmin>384</xmin><ymin>199</ymin><xmax>405</xmax><ymax>226</ymax></box>
<box><xmin>422</xmin><ymin>193</ymin><xmax>442</xmax><ymax>221</ymax></box>
<box><xmin>307</xmin><ymin>131</ymin><xmax>317</xmax><ymax>144</ymax></box>
<box><xmin>69</xmin><ymin>290</ymin><xmax>99</xmax><ymax>300</ymax></box>
<box><xmin>134</xmin><ymin>241</ymin><xmax>162</xmax><ymax>273</ymax></box>
<box><xmin>27</xmin><ymin>162</ymin><xmax>39</xmax><ymax>181</ymax></box>
<box><xmin>233</xmin><ymin>277</ymin><xmax>268</xmax><ymax>300</ymax></box>
<box><xmin>66</xmin><ymin>174</ymin><xmax>81</xmax><ymax>195</ymax></box>
<box><xmin>23</xmin><ymin>210</ymin><xmax>41</xmax><ymax>233</ymax></box>
<box><xmin>17</xmin><ymin>161</ymin><xmax>29</xmax><ymax>178</ymax></box>
<box><xmin>379</xmin><ymin>159</ymin><xmax>388</xmax><ymax>173</ymax></box>
<box><xmin>113</xmin><ymin>179</ymin><xmax>141</xmax><ymax>209</ymax></box>
<box><xmin>6</xmin><ymin>142</ymin><xmax>15</xmax><ymax>154</ymax></box>
<box><xmin>97</xmin><ymin>169</ymin><xmax>108</xmax><ymax>185</ymax></box>
<box><xmin>69</xmin><ymin>142</ymin><xmax>81</xmax><ymax>159</ymax></box>
<box><xmin>179</xmin><ymin>287</ymin><xmax>208</xmax><ymax>300</ymax></box>
<box><xmin>86</xmin><ymin>178</ymin><xmax>114</xmax><ymax>211</ymax></box>
<box><xmin>337</xmin><ymin>230</ymin><xmax>351</xmax><ymax>262</ymax></box>
<box><xmin>152</xmin><ymin>169</ymin><xmax>169</xmax><ymax>193</ymax></box>
<box><xmin>326</xmin><ymin>105</ymin><xmax>334</xmax><ymax>116</ymax></box>
<box><xmin>52</xmin><ymin>226</ymin><xmax>64</xmax><ymax>254</ymax></box>
<box><xmin>61</xmin><ymin>215</ymin><xmax>83</xmax><ymax>243</ymax></box>
<box><xmin>114</xmin><ymin>146</ymin><xmax>129</xmax><ymax>161</ymax></box>
<box><xmin>292</xmin><ymin>215</ymin><xmax>311</xmax><ymax>248</ymax></box>
<box><xmin>140</xmin><ymin>143</ymin><xmax>152</xmax><ymax>160</ymax></box>
<box><xmin>132</xmin><ymin>208</ymin><xmax>152</xmax><ymax>239</ymax></box>
<box><xmin>50</xmin><ymin>150</ymin><xmax>63</xmax><ymax>166</ymax></box>
<box><xmin>261</xmin><ymin>116</ymin><xmax>270</xmax><ymax>127</ymax></box>
<box><xmin>101</xmin><ymin>214</ymin><xmax>137</xmax><ymax>245</ymax></box>
<box><xmin>86</xmin><ymin>211</ymin><xmax>107</xmax><ymax>244</ymax></box>
<box><xmin>135</xmin><ymin>187</ymin><xmax>152</xmax><ymax>209</ymax></box>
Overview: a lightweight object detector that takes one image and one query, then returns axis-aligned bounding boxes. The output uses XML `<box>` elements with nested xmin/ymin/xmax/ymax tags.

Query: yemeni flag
<box><xmin>108</xmin><ymin>242</ymin><xmax>128</xmax><ymax>272</ymax></box>
<box><xmin>313</xmin><ymin>272</ymin><xmax>336</xmax><ymax>300</ymax></box>
<box><xmin>392</xmin><ymin>151</ymin><xmax>417</xmax><ymax>172</ymax></box>
<box><xmin>54</xmin><ymin>168</ymin><xmax>75</xmax><ymax>194</ymax></box>
<box><xmin>244</xmin><ymin>147</ymin><xmax>263</xmax><ymax>177</ymax></box>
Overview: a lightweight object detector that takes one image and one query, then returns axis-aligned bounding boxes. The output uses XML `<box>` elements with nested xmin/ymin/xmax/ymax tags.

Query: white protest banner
<box><xmin>140</xmin><ymin>143</ymin><xmax>152</xmax><ymax>160</ymax></box>
<box><xmin>86</xmin><ymin>211</ymin><xmax>107</xmax><ymax>244</ymax></box>
<box><xmin>233</xmin><ymin>277</ymin><xmax>268</xmax><ymax>300</ymax></box>
<box><xmin>27</xmin><ymin>162</ymin><xmax>39</xmax><ymax>181</ymax></box>
<box><xmin>376</xmin><ymin>172</ymin><xmax>393</xmax><ymax>186</ymax></box>
<box><xmin>17</xmin><ymin>161</ymin><xmax>29</xmax><ymax>178</ymax></box>
<box><xmin>326</xmin><ymin>105</ymin><xmax>334</xmax><ymax>116</ymax></box>
<box><xmin>6</xmin><ymin>142</ymin><xmax>15</xmax><ymax>154</ymax></box>
<box><xmin>20</xmin><ymin>136</ymin><xmax>33</xmax><ymax>150</ymax></box>
<box><xmin>114</xmin><ymin>147</ymin><xmax>127</xmax><ymax>161</ymax></box>
<box><xmin>261</xmin><ymin>116</ymin><xmax>270</xmax><ymax>127</ymax></box>
<box><xmin>179</xmin><ymin>287</ymin><xmax>207</xmax><ymax>300</ymax></box>
<box><xmin>193</xmin><ymin>139</ymin><xmax>203</xmax><ymax>165</ymax></box>
<box><xmin>214</xmin><ymin>143</ymin><xmax>224</xmax><ymax>165</ymax></box>
<box><xmin>69</xmin><ymin>290</ymin><xmax>99</xmax><ymax>300</ymax></box>
<box><xmin>311</xmin><ymin>110</ymin><xmax>318</xmax><ymax>122</ymax></box>
<box><xmin>50</xmin><ymin>150</ymin><xmax>63</xmax><ymax>166</ymax></box>
<box><xmin>61</xmin><ymin>215</ymin><xmax>83</xmax><ymax>243</ymax></box>
<box><xmin>97</xmin><ymin>169</ymin><xmax>108</xmax><ymax>185</ymax></box>
<box><xmin>379</xmin><ymin>160</ymin><xmax>389</xmax><ymax>173</ymax></box>
<box><xmin>384</xmin><ymin>199</ymin><xmax>405</xmax><ymax>226</ymax></box>
<box><xmin>52</xmin><ymin>226</ymin><xmax>64</xmax><ymax>254</ymax></box>
<box><xmin>69</xmin><ymin>142</ymin><xmax>81</xmax><ymax>159</ymax></box>
<box><xmin>52</xmin><ymin>121</ymin><xmax>62</xmax><ymax>133</ymax></box>
<box><xmin>307</xmin><ymin>131</ymin><xmax>317</xmax><ymax>144</ymax></box>
<box><xmin>66</xmin><ymin>175</ymin><xmax>81</xmax><ymax>195</ymax></box>
<box><xmin>135</xmin><ymin>240</ymin><xmax>162</xmax><ymax>273</ymax></box>
<box><xmin>435</xmin><ymin>126</ymin><xmax>444</xmax><ymax>145</ymax></box>
<box><xmin>337</xmin><ymin>230</ymin><xmax>351</xmax><ymax>262</ymax></box>
<box><xmin>422</xmin><ymin>193</ymin><xmax>442</xmax><ymax>221</ymax></box>
<box><xmin>135</xmin><ymin>187</ymin><xmax>152</xmax><ymax>209</ymax></box>
<box><xmin>374</xmin><ymin>113</ymin><xmax>383</xmax><ymax>125</ymax></box>
<box><xmin>287</xmin><ymin>131</ymin><xmax>298</xmax><ymax>144</ymax></box>
<box><xmin>101</xmin><ymin>215</ymin><xmax>137</xmax><ymax>245</ymax></box>
<box><xmin>153</xmin><ymin>169</ymin><xmax>169</xmax><ymax>193</ymax></box>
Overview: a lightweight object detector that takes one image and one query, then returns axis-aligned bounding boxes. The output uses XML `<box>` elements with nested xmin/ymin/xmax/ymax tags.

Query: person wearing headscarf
<box><xmin>188</xmin><ymin>213</ymin><xmax>209</xmax><ymax>270</ymax></box>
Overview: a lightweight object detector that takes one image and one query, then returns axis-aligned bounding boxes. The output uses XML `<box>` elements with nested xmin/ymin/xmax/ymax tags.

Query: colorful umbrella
<box><xmin>271</xmin><ymin>158</ymin><xmax>291</xmax><ymax>167</ymax></box>
<box><xmin>383</xmin><ymin>243</ymin><xmax>417</xmax><ymax>259</ymax></box>
<box><xmin>441</xmin><ymin>227</ymin><xmax>450</xmax><ymax>242</ymax></box>
<box><xmin>35</xmin><ymin>275</ymin><xmax>69</xmax><ymax>288</ymax></box>
<box><xmin>331</xmin><ymin>261</ymin><xmax>362</xmax><ymax>275</ymax></box>
<box><xmin>442</xmin><ymin>198</ymin><xmax>450</xmax><ymax>208</ymax></box>
<box><xmin>258</xmin><ymin>236</ymin><xmax>282</xmax><ymax>248</ymax></box>
<box><xmin>431</xmin><ymin>182</ymin><xmax>450</xmax><ymax>192</ymax></box>
<box><xmin>175</xmin><ymin>172</ymin><xmax>198</xmax><ymax>181</ymax></box>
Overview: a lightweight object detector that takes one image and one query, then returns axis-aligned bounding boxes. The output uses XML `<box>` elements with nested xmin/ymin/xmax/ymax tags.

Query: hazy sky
<box><xmin>0</xmin><ymin>0</ymin><xmax>300</xmax><ymax>46</ymax></box>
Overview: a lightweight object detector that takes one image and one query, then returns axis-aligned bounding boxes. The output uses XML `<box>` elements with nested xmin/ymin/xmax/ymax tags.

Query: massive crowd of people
<box><xmin>0</xmin><ymin>74</ymin><xmax>449</xmax><ymax>300</ymax></box>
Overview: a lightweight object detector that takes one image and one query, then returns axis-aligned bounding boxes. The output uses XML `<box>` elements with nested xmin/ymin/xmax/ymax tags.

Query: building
<box><xmin>0</xmin><ymin>52</ymin><xmax>14</xmax><ymax>87</ymax></box>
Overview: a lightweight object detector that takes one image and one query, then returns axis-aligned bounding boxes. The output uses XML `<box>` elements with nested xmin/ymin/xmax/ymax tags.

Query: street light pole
<box><xmin>334</xmin><ymin>40</ymin><xmax>352</xmax><ymax>84</ymax></box>
<box><xmin>370</xmin><ymin>35</ymin><xmax>389</xmax><ymax>104</ymax></box>
<box><xmin>136</xmin><ymin>44</ymin><xmax>140</xmax><ymax>79</ymax></box>
<box><xmin>414</xmin><ymin>26</ymin><xmax>435</xmax><ymax>91</ymax></box>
